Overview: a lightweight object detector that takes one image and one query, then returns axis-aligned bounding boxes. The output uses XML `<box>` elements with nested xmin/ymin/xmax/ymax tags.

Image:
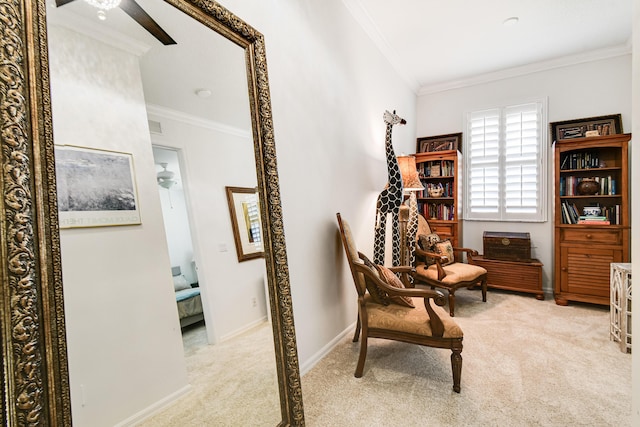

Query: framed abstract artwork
<box><xmin>550</xmin><ymin>114</ymin><xmax>623</xmax><ymax>142</ymax></box>
<box><xmin>54</xmin><ymin>145</ymin><xmax>141</xmax><ymax>228</ymax></box>
<box><xmin>416</xmin><ymin>132</ymin><xmax>462</xmax><ymax>153</ymax></box>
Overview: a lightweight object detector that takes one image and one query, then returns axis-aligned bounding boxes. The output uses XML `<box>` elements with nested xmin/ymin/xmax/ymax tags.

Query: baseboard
<box><xmin>114</xmin><ymin>384</ymin><xmax>192</xmax><ymax>427</ymax></box>
<box><xmin>219</xmin><ymin>316</ymin><xmax>268</xmax><ymax>343</ymax></box>
<box><xmin>300</xmin><ymin>322</ymin><xmax>356</xmax><ymax>376</ymax></box>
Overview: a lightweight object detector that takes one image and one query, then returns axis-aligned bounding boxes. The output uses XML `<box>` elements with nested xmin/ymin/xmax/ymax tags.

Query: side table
<box><xmin>610</xmin><ymin>262</ymin><xmax>632</xmax><ymax>353</ymax></box>
<box><xmin>471</xmin><ymin>255</ymin><xmax>544</xmax><ymax>300</ymax></box>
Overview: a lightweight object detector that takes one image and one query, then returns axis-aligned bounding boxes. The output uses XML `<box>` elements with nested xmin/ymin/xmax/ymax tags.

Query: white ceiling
<box><xmin>46</xmin><ymin>0</ymin><xmax>251</xmax><ymax>131</ymax></box>
<box><xmin>46</xmin><ymin>0</ymin><xmax>634</xmax><ymax>124</ymax></box>
<box><xmin>343</xmin><ymin>0</ymin><xmax>633</xmax><ymax>93</ymax></box>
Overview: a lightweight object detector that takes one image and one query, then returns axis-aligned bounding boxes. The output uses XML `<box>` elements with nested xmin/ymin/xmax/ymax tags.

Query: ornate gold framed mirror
<box><xmin>0</xmin><ymin>0</ymin><xmax>304</xmax><ymax>425</ymax></box>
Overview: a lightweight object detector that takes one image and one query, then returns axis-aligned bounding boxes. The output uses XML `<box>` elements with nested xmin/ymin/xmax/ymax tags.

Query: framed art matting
<box><xmin>225</xmin><ymin>186</ymin><xmax>264</xmax><ymax>262</ymax></box>
<box><xmin>416</xmin><ymin>132</ymin><xmax>462</xmax><ymax>153</ymax></box>
<box><xmin>550</xmin><ymin>114</ymin><xmax>623</xmax><ymax>142</ymax></box>
<box><xmin>54</xmin><ymin>145</ymin><xmax>141</xmax><ymax>228</ymax></box>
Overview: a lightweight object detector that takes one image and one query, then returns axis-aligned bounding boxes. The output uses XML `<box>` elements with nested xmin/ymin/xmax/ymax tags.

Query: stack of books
<box><xmin>577</xmin><ymin>215</ymin><xmax>610</xmax><ymax>225</ymax></box>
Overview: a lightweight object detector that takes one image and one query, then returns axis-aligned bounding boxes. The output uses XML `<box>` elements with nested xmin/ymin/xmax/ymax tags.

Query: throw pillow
<box><xmin>418</xmin><ymin>233</ymin><xmax>441</xmax><ymax>266</ymax></box>
<box><xmin>173</xmin><ymin>274</ymin><xmax>191</xmax><ymax>291</ymax></box>
<box><xmin>360</xmin><ymin>254</ymin><xmax>389</xmax><ymax>305</ymax></box>
<box><xmin>433</xmin><ymin>240</ymin><xmax>455</xmax><ymax>266</ymax></box>
<box><xmin>418</xmin><ymin>233</ymin><xmax>441</xmax><ymax>251</ymax></box>
<box><xmin>375</xmin><ymin>265</ymin><xmax>415</xmax><ymax>308</ymax></box>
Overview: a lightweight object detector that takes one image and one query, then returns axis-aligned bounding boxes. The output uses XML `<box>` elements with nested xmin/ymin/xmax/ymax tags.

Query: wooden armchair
<box><xmin>337</xmin><ymin>213</ymin><xmax>464</xmax><ymax>392</ymax></box>
<box><xmin>412</xmin><ymin>214</ymin><xmax>487</xmax><ymax>317</ymax></box>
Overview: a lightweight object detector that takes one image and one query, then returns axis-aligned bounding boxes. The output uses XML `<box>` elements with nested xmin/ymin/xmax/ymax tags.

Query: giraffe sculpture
<box><xmin>373</xmin><ymin>110</ymin><xmax>406</xmax><ymax>266</ymax></box>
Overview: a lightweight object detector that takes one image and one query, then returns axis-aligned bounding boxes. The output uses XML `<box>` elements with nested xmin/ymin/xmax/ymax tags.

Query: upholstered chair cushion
<box><xmin>434</xmin><ymin>240</ymin><xmax>455</xmax><ymax>266</ymax></box>
<box><xmin>375</xmin><ymin>265</ymin><xmax>415</xmax><ymax>308</ymax></box>
<box><xmin>364</xmin><ymin>294</ymin><xmax>463</xmax><ymax>339</ymax></box>
<box><xmin>415</xmin><ymin>262</ymin><xmax>487</xmax><ymax>285</ymax></box>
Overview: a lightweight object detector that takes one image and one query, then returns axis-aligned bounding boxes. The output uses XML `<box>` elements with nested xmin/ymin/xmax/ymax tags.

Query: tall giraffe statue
<box><xmin>373</xmin><ymin>110</ymin><xmax>406</xmax><ymax>266</ymax></box>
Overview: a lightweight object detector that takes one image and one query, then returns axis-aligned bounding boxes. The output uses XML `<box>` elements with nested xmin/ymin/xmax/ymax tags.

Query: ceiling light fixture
<box><xmin>84</xmin><ymin>0</ymin><xmax>122</xmax><ymax>21</ymax></box>
<box><xmin>503</xmin><ymin>17</ymin><xmax>519</xmax><ymax>26</ymax></box>
<box><xmin>157</xmin><ymin>163</ymin><xmax>177</xmax><ymax>189</ymax></box>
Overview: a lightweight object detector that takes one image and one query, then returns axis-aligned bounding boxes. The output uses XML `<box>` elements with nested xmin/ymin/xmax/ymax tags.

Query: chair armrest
<box><xmin>415</xmin><ymin>247</ymin><xmax>448</xmax><ymax>263</ymax></box>
<box><xmin>452</xmin><ymin>247</ymin><xmax>480</xmax><ymax>264</ymax></box>
<box><xmin>415</xmin><ymin>247</ymin><xmax>447</xmax><ymax>280</ymax></box>
<box><xmin>452</xmin><ymin>247</ymin><xmax>479</xmax><ymax>256</ymax></box>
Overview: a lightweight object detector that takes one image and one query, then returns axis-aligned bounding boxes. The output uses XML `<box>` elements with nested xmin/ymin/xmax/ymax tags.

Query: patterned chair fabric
<box><xmin>336</xmin><ymin>212</ymin><xmax>464</xmax><ymax>393</ymax></box>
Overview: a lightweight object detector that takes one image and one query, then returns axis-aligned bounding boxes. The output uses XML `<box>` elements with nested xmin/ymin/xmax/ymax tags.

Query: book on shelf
<box><xmin>560</xmin><ymin>175</ymin><xmax>617</xmax><ymax>196</ymax></box>
<box><xmin>578</xmin><ymin>215</ymin><xmax>610</xmax><ymax>225</ymax></box>
<box><xmin>578</xmin><ymin>215</ymin><xmax>608</xmax><ymax>221</ymax></box>
<box><xmin>560</xmin><ymin>201</ymin><xmax>581</xmax><ymax>224</ymax></box>
<box><xmin>561</xmin><ymin>150</ymin><xmax>600</xmax><ymax>170</ymax></box>
<box><xmin>578</xmin><ymin>219</ymin><xmax>610</xmax><ymax>225</ymax></box>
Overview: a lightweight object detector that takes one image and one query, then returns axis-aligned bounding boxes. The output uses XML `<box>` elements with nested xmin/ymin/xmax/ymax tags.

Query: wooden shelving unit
<box><xmin>414</xmin><ymin>150</ymin><xmax>462</xmax><ymax>249</ymax></box>
<box><xmin>554</xmin><ymin>133</ymin><xmax>631</xmax><ymax>306</ymax></box>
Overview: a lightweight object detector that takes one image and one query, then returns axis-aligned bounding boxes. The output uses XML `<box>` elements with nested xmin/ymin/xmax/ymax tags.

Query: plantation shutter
<box><xmin>468</xmin><ymin>109</ymin><xmax>500</xmax><ymax>218</ymax></box>
<box><xmin>503</xmin><ymin>103</ymin><xmax>540</xmax><ymax>219</ymax></box>
<box><xmin>466</xmin><ymin>101</ymin><xmax>545</xmax><ymax>221</ymax></box>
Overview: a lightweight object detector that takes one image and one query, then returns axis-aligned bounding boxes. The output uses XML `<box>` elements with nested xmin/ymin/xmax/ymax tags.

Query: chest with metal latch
<box><xmin>483</xmin><ymin>231</ymin><xmax>531</xmax><ymax>262</ymax></box>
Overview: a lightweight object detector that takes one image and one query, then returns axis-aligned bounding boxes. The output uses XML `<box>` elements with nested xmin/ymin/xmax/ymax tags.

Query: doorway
<box><xmin>152</xmin><ymin>145</ymin><xmax>209</xmax><ymax>353</ymax></box>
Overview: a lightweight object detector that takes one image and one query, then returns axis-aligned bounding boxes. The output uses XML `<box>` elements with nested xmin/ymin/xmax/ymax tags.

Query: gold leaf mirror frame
<box><xmin>0</xmin><ymin>0</ymin><xmax>304</xmax><ymax>425</ymax></box>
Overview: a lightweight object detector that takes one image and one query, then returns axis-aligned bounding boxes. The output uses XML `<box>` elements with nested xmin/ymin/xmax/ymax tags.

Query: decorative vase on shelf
<box><xmin>583</xmin><ymin>206</ymin><xmax>602</xmax><ymax>216</ymax></box>
<box><xmin>577</xmin><ymin>178</ymin><xmax>599</xmax><ymax>195</ymax></box>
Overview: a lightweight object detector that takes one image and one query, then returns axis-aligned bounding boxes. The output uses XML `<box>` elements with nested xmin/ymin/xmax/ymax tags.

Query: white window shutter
<box><xmin>467</xmin><ymin>110</ymin><xmax>500</xmax><ymax>218</ymax></box>
<box><xmin>466</xmin><ymin>101</ymin><xmax>546</xmax><ymax>221</ymax></box>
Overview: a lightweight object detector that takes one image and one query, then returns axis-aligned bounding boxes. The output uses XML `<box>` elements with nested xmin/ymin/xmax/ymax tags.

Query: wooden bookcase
<box><xmin>554</xmin><ymin>133</ymin><xmax>631</xmax><ymax>306</ymax></box>
<box><xmin>414</xmin><ymin>150</ymin><xmax>462</xmax><ymax>249</ymax></box>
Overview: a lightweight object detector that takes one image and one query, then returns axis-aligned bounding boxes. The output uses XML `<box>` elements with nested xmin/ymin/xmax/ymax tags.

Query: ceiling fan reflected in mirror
<box><xmin>55</xmin><ymin>0</ymin><xmax>177</xmax><ymax>45</ymax></box>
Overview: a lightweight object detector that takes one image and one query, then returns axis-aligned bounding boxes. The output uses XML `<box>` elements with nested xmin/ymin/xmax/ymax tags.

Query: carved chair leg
<box><xmin>481</xmin><ymin>277</ymin><xmax>487</xmax><ymax>302</ymax></box>
<box><xmin>451</xmin><ymin>346</ymin><xmax>462</xmax><ymax>393</ymax></box>
<box><xmin>355</xmin><ymin>334</ymin><xmax>368</xmax><ymax>378</ymax></box>
<box><xmin>353</xmin><ymin>316</ymin><xmax>361</xmax><ymax>342</ymax></box>
<box><xmin>448</xmin><ymin>290</ymin><xmax>456</xmax><ymax>317</ymax></box>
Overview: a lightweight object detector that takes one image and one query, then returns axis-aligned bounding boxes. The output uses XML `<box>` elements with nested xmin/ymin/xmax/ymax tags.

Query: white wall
<box><xmin>416</xmin><ymin>55</ymin><xmax>632</xmax><ymax>293</ymax></box>
<box><xmin>148</xmin><ymin>109</ymin><xmax>268</xmax><ymax>343</ymax></box>
<box><xmin>48</xmin><ymin>27</ymin><xmax>188</xmax><ymax>426</ymax></box>
<box><xmin>216</xmin><ymin>0</ymin><xmax>417</xmax><ymax>369</ymax></box>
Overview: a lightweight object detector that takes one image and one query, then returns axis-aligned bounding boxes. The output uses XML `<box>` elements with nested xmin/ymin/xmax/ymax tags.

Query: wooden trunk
<box><xmin>483</xmin><ymin>231</ymin><xmax>531</xmax><ymax>262</ymax></box>
<box><xmin>472</xmin><ymin>255</ymin><xmax>544</xmax><ymax>300</ymax></box>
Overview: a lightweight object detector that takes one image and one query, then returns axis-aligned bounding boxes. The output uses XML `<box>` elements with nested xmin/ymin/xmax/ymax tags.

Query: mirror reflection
<box><xmin>46</xmin><ymin>0</ymin><xmax>280</xmax><ymax>424</ymax></box>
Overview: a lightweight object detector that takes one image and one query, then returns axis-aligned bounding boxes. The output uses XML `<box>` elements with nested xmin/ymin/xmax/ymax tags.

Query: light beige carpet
<box><xmin>137</xmin><ymin>322</ymin><xmax>280</xmax><ymax>426</ymax></box>
<box><xmin>301</xmin><ymin>289</ymin><xmax>632</xmax><ymax>426</ymax></box>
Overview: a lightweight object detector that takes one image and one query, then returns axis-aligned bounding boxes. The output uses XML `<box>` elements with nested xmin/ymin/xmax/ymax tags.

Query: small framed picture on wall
<box><xmin>416</xmin><ymin>132</ymin><xmax>462</xmax><ymax>153</ymax></box>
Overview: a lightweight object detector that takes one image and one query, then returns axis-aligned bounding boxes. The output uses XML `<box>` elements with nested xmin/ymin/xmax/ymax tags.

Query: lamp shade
<box><xmin>397</xmin><ymin>155</ymin><xmax>424</xmax><ymax>191</ymax></box>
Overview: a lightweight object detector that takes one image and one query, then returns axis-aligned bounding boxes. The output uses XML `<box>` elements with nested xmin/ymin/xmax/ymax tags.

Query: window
<box><xmin>465</xmin><ymin>101</ymin><xmax>546</xmax><ymax>222</ymax></box>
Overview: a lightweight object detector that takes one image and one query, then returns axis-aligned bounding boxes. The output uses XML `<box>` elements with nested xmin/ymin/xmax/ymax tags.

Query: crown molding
<box><xmin>341</xmin><ymin>0</ymin><xmax>420</xmax><ymax>92</ymax></box>
<box><xmin>145</xmin><ymin>104</ymin><xmax>252</xmax><ymax>139</ymax></box>
<box><xmin>418</xmin><ymin>44</ymin><xmax>632</xmax><ymax>96</ymax></box>
<box><xmin>341</xmin><ymin>0</ymin><xmax>631</xmax><ymax>98</ymax></box>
